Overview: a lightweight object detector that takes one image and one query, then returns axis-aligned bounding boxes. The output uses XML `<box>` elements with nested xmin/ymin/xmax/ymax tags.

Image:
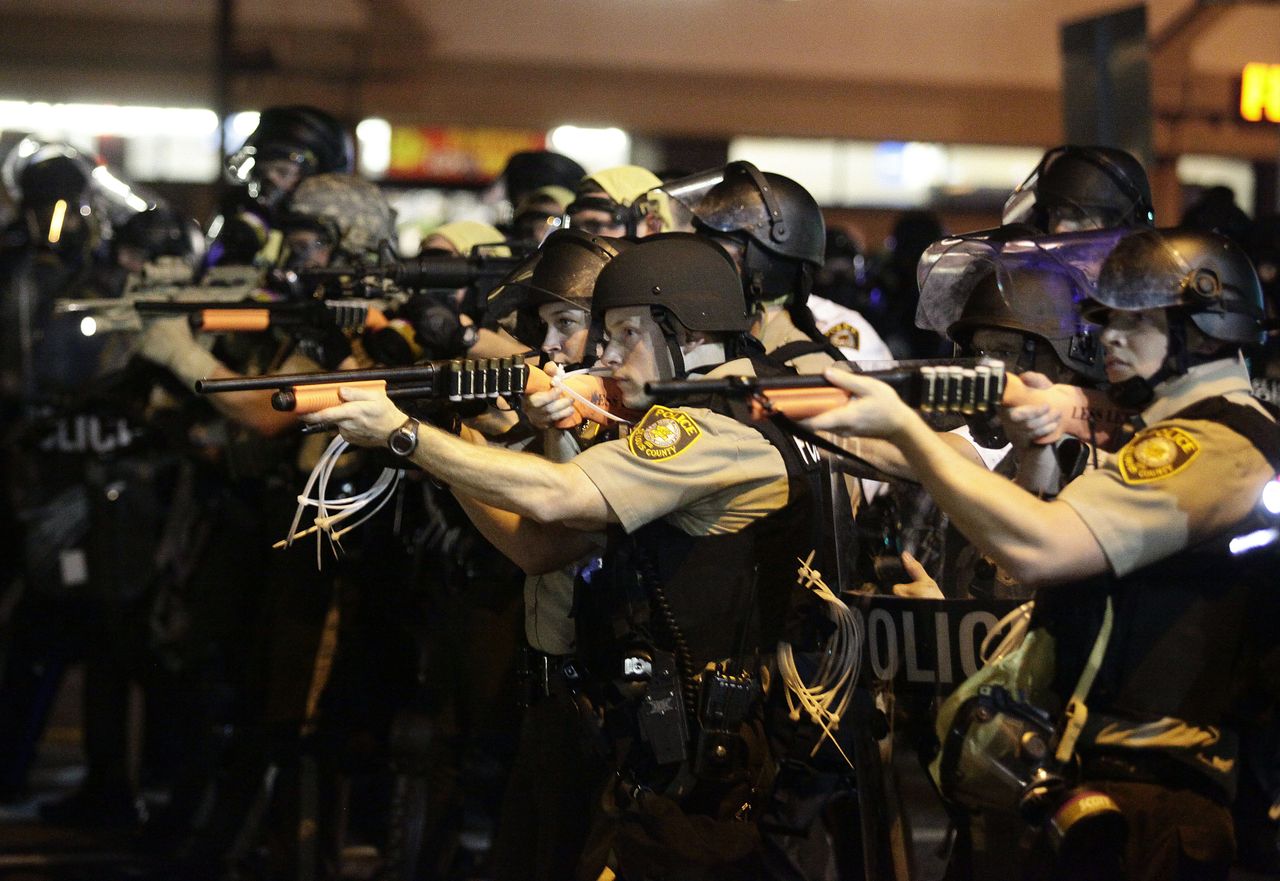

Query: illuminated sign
<box><xmin>387</xmin><ymin>126</ymin><xmax>546</xmax><ymax>183</ymax></box>
<box><xmin>1240</xmin><ymin>62</ymin><xmax>1280</xmax><ymax>123</ymax></box>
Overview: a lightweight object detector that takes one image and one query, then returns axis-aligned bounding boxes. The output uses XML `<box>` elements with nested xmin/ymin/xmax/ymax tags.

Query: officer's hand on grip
<box><xmin>1000</xmin><ymin>371</ymin><xmax>1061</xmax><ymax>449</ymax></box>
<box><xmin>302</xmin><ymin>386</ymin><xmax>409</xmax><ymax>449</ymax></box>
<box><xmin>524</xmin><ymin>362</ymin><xmax>576</xmax><ymax>431</ymax></box>
<box><xmin>799</xmin><ymin>366</ymin><xmax>915</xmax><ymax>439</ymax></box>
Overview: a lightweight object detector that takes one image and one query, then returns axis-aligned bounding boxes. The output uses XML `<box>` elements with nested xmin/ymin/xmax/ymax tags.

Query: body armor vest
<box><xmin>1034</xmin><ymin>396</ymin><xmax>1280</xmax><ymax>788</ymax></box>
<box><xmin>574</xmin><ymin>353</ymin><xmax>838</xmax><ymax>691</ymax></box>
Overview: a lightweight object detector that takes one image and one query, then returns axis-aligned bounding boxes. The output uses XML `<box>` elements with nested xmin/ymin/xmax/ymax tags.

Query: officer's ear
<box><xmin>678</xmin><ymin>327</ymin><xmax>717</xmax><ymax>353</ymax></box>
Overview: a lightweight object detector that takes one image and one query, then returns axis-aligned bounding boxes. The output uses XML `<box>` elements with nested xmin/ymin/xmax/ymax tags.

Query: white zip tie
<box><xmin>550</xmin><ymin>367</ymin><xmax>633</xmax><ymax>426</ymax></box>
<box><xmin>980</xmin><ymin>601</ymin><xmax>1035</xmax><ymax>665</ymax></box>
<box><xmin>278</xmin><ymin>433</ymin><xmax>403</xmax><ymax>568</ymax></box>
<box><xmin>776</xmin><ymin>551</ymin><xmax>862</xmax><ymax>770</ymax></box>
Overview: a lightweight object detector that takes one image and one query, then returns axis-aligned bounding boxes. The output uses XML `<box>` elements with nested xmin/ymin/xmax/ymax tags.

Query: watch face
<box><xmin>389</xmin><ymin>419</ymin><xmax>418</xmax><ymax>455</ymax></box>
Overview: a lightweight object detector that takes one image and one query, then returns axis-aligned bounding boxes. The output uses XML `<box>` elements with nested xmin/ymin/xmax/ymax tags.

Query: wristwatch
<box><xmin>388</xmin><ymin>416</ymin><xmax>421</xmax><ymax>457</ymax></box>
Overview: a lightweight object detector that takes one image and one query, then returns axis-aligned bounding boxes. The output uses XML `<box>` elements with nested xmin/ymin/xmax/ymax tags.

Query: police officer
<box><xmin>1003</xmin><ymin>145</ymin><xmax>1155</xmax><ymax>235</ymax></box>
<box><xmin>566</xmin><ymin>165</ymin><xmax>673</xmax><ymax>238</ymax></box>
<box><xmin>304</xmin><ymin>233</ymin><xmax>859</xmax><ymax>879</ymax></box>
<box><xmin>473</xmin><ymin>228</ymin><xmax>629</xmax><ymax>881</ymax></box>
<box><xmin>210</xmin><ymin>105</ymin><xmax>351</xmax><ymax>267</ymax></box>
<box><xmin>805</xmin><ymin>227</ymin><xmax>1278</xmax><ymax>881</ymax></box>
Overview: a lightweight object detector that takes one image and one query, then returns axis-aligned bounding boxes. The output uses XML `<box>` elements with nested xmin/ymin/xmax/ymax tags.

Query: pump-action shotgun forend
<box><xmin>196</xmin><ymin>358</ymin><xmax>633</xmax><ymax>431</ymax></box>
<box><xmin>647</xmin><ymin>360</ymin><xmax>1132</xmax><ymax>448</ymax></box>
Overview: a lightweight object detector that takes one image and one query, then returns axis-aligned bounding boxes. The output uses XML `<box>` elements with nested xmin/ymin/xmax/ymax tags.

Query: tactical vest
<box><xmin>1034</xmin><ymin>396</ymin><xmax>1280</xmax><ymax>791</ymax></box>
<box><xmin>576</xmin><ymin>357</ymin><xmax>831</xmax><ymax>679</ymax></box>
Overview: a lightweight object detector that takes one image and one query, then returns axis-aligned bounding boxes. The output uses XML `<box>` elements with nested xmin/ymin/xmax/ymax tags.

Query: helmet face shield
<box><xmin>917</xmin><ymin>227</ymin><xmax>1135</xmax><ymax>380</ymax></box>
<box><xmin>656</xmin><ymin>167</ymin><xmax>726</xmax><ymax>217</ymax></box>
<box><xmin>1002</xmin><ymin>146</ymin><xmax>1154</xmax><ymax>232</ymax></box>
<box><xmin>1090</xmin><ymin>228</ymin><xmax>1265</xmax><ymax>345</ymax></box>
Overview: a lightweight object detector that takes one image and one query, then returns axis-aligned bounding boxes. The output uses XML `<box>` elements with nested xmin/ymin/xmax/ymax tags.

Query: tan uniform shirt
<box><xmin>758</xmin><ymin>308</ymin><xmax>834</xmax><ymax>375</ymax></box>
<box><xmin>1058</xmin><ymin>357</ymin><xmax>1275</xmax><ymax>577</ymax></box>
<box><xmin>572</xmin><ymin>358</ymin><xmax>791</xmax><ymax>537</ymax></box>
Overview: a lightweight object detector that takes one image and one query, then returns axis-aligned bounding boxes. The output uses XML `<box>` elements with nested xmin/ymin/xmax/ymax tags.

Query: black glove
<box><xmin>403</xmin><ymin>294</ymin><xmax>473</xmax><ymax>359</ymax></box>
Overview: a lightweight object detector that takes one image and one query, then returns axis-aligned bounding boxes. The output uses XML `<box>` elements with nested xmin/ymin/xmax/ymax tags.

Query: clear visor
<box><xmin>1087</xmin><ymin>231</ymin><xmax>1191</xmax><ymax>318</ymax></box>
<box><xmin>1001</xmin><ymin>156</ymin><xmax>1049</xmax><ymax>227</ymax></box>
<box><xmin>654</xmin><ymin>166</ymin><xmax>725</xmax><ymax>215</ymax></box>
<box><xmin>917</xmin><ymin>226</ymin><xmax>1133</xmax><ymax>334</ymax></box>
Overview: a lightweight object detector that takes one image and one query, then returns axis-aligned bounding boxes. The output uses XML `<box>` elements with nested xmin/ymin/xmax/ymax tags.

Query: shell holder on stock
<box><xmin>197</xmin><ymin>357</ymin><xmax>634</xmax><ymax>430</ymax></box>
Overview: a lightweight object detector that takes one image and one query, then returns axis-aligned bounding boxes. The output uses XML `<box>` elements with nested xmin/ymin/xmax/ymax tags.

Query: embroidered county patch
<box><xmin>1118</xmin><ymin>426</ymin><xmax>1201</xmax><ymax>484</ymax></box>
<box><xmin>825</xmin><ymin>322</ymin><xmax>860</xmax><ymax>350</ymax></box>
<box><xmin>628</xmin><ymin>405</ymin><xmax>702</xmax><ymax>461</ymax></box>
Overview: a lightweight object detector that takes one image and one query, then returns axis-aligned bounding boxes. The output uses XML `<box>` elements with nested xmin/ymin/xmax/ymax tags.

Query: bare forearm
<box><xmin>452</xmin><ymin>491</ymin><xmax>598</xmax><ymax>574</ymax></box>
<box><xmin>203</xmin><ymin>364</ymin><xmax>299</xmax><ymax>438</ymax></box>
<box><xmin>890</xmin><ymin>416</ymin><xmax>1100</xmax><ymax>584</ymax></box>
<box><xmin>828</xmin><ymin>431</ymin><xmax>984</xmax><ymax>480</ymax></box>
<box><xmin>407</xmin><ymin>424</ymin><xmax>606</xmax><ymax>525</ymax></box>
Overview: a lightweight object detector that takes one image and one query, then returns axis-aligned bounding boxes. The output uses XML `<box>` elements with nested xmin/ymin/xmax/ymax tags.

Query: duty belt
<box><xmin>516</xmin><ymin>646</ymin><xmax>583</xmax><ymax>705</ymax></box>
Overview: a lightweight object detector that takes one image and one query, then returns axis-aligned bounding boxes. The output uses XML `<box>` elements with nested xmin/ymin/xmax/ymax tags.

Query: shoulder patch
<box><xmin>825</xmin><ymin>322</ymin><xmax>860</xmax><ymax>351</ymax></box>
<box><xmin>628</xmin><ymin>405</ymin><xmax>702</xmax><ymax>461</ymax></box>
<box><xmin>1118</xmin><ymin>426</ymin><xmax>1201</xmax><ymax>484</ymax></box>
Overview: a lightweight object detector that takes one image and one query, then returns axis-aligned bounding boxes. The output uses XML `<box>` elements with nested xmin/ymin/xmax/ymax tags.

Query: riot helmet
<box><xmin>3</xmin><ymin>141</ymin><xmax>98</xmax><ymax>257</ymax></box>
<box><xmin>918</xmin><ymin>227</ymin><xmax>1136</xmax><ymax>381</ymax></box>
<box><xmin>518</xmin><ymin>228</ymin><xmax>630</xmax><ymax>312</ymax></box>
<box><xmin>280</xmin><ymin>173</ymin><xmax>395</xmax><ymax>267</ymax></box>
<box><xmin>114</xmin><ymin>205</ymin><xmax>204</xmax><ymax>274</ymax></box>
<box><xmin>1003</xmin><ymin>146</ymin><xmax>1154</xmax><ymax>233</ymax></box>
<box><xmin>1086</xmin><ymin>227</ymin><xmax>1264</xmax><ymax>346</ymax></box>
<box><xmin>499</xmin><ymin>151</ymin><xmax>586</xmax><ymax>207</ymax></box>
<box><xmin>689</xmin><ymin>160</ymin><xmax>825</xmax><ymax>296</ymax></box>
<box><xmin>226</xmin><ymin>106</ymin><xmax>352</xmax><ymax>211</ymax></box>
<box><xmin>1084</xmin><ymin>227</ymin><xmax>1264</xmax><ymax>405</ymax></box>
<box><xmin>949</xmin><ymin>264</ymin><xmax>1105</xmax><ymax>383</ymax></box>
<box><xmin>486</xmin><ymin>228</ymin><xmax>630</xmax><ymax>364</ymax></box>
<box><xmin>592</xmin><ymin>232</ymin><xmax>749</xmax><ymax>376</ymax></box>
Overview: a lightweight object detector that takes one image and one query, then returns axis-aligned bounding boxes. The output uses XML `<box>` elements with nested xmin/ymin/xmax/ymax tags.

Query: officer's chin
<box><xmin>618</xmin><ymin>379</ymin><xmax>650</xmax><ymax>411</ymax></box>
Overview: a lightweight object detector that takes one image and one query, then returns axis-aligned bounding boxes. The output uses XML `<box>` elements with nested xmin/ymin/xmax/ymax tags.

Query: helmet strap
<box><xmin>651</xmin><ymin>307</ymin><xmax>686</xmax><ymax>377</ymax></box>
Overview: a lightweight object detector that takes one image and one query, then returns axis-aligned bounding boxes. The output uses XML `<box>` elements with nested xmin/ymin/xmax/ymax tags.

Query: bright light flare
<box><xmin>47</xmin><ymin>199</ymin><xmax>66</xmax><ymax>244</ymax></box>
<box><xmin>356</xmin><ymin>118</ymin><xmax>392</xmax><ymax>178</ymax></box>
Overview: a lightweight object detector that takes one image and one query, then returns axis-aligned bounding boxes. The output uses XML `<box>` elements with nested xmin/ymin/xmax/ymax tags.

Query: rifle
<box><xmin>196</xmin><ymin>358</ymin><xmax>633</xmax><ymax>430</ymax></box>
<box><xmin>131</xmin><ymin>297</ymin><xmax>398</xmax><ymax>334</ymax></box>
<box><xmin>296</xmin><ymin>245</ymin><xmax>528</xmax><ymax>294</ymax></box>
<box><xmin>647</xmin><ymin>361</ymin><xmax>1133</xmax><ymax>449</ymax></box>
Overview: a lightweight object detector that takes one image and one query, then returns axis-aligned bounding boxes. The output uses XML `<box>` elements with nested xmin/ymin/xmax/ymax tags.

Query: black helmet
<box><xmin>1004</xmin><ymin>146</ymin><xmax>1154</xmax><ymax>232</ymax></box>
<box><xmin>500</xmin><ymin>151</ymin><xmax>586</xmax><ymax>206</ymax></box>
<box><xmin>3</xmin><ymin>142</ymin><xmax>98</xmax><ymax>255</ymax></box>
<box><xmin>591</xmin><ymin>232</ymin><xmax>751</xmax><ymax>334</ymax></box>
<box><xmin>949</xmin><ymin>265</ymin><xmax>1104</xmax><ymax>382</ymax></box>
<box><xmin>1086</xmin><ymin>227</ymin><xmax>1265</xmax><ymax>347</ymax></box>
<box><xmin>115</xmin><ymin>205</ymin><xmax>202</xmax><ymax>262</ymax></box>
<box><xmin>226</xmin><ymin>106</ymin><xmax>352</xmax><ymax>206</ymax></box>
<box><xmin>691</xmin><ymin>161</ymin><xmax>825</xmax><ymax>268</ymax></box>
<box><xmin>517</xmin><ymin>228</ymin><xmax>630</xmax><ymax>311</ymax></box>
